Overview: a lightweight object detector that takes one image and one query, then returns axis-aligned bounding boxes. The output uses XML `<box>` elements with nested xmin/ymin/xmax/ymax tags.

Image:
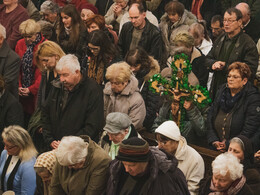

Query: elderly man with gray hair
<box><xmin>42</xmin><ymin>54</ymin><xmax>104</xmax><ymax>150</ymax></box>
<box><xmin>99</xmin><ymin>112</ymin><xmax>138</xmax><ymax>159</ymax></box>
<box><xmin>40</xmin><ymin>0</ymin><xmax>59</xmax><ymax>24</ymax></box>
<box><xmin>50</xmin><ymin>135</ymin><xmax>111</xmax><ymax>195</ymax></box>
<box><xmin>0</xmin><ymin>24</ymin><xmax>20</xmax><ymax>99</ymax></box>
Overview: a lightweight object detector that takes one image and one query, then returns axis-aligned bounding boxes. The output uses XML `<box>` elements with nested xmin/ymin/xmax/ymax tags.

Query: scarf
<box><xmin>21</xmin><ymin>33</ymin><xmax>42</xmax><ymax>88</ymax></box>
<box><xmin>219</xmin><ymin>87</ymin><xmax>242</xmax><ymax>113</ymax></box>
<box><xmin>209</xmin><ymin>175</ymin><xmax>246</xmax><ymax>195</ymax></box>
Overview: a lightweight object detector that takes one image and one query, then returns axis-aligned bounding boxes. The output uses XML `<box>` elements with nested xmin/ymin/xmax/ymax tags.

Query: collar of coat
<box><xmin>0</xmin><ymin>40</ymin><xmax>10</xmax><ymax>58</ymax></box>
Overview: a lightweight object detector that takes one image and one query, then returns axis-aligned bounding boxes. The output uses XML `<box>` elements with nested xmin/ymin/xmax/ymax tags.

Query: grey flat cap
<box><xmin>104</xmin><ymin>112</ymin><xmax>132</xmax><ymax>134</ymax></box>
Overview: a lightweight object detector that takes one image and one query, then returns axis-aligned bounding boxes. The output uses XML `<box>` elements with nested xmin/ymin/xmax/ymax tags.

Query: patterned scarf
<box><xmin>21</xmin><ymin>33</ymin><xmax>42</xmax><ymax>88</ymax></box>
<box><xmin>209</xmin><ymin>175</ymin><xmax>246</xmax><ymax>195</ymax></box>
<box><xmin>219</xmin><ymin>87</ymin><xmax>242</xmax><ymax>113</ymax></box>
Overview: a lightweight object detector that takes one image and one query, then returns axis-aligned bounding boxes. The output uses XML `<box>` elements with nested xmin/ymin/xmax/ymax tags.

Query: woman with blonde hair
<box><xmin>15</xmin><ymin>19</ymin><xmax>46</xmax><ymax>128</ymax></box>
<box><xmin>35</xmin><ymin>41</ymin><xmax>65</xmax><ymax>108</ymax></box>
<box><xmin>103</xmin><ymin>62</ymin><xmax>146</xmax><ymax>131</ymax></box>
<box><xmin>0</xmin><ymin>125</ymin><xmax>37</xmax><ymax>195</ymax></box>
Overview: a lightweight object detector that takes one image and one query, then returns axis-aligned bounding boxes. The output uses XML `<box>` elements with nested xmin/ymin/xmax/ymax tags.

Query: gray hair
<box><xmin>0</xmin><ymin>24</ymin><xmax>6</xmax><ymax>39</ymax></box>
<box><xmin>2</xmin><ymin>125</ymin><xmax>37</xmax><ymax>162</ymax></box>
<box><xmin>55</xmin><ymin>136</ymin><xmax>88</xmax><ymax>166</ymax></box>
<box><xmin>40</xmin><ymin>0</ymin><xmax>60</xmax><ymax>14</ymax></box>
<box><xmin>56</xmin><ymin>54</ymin><xmax>80</xmax><ymax>74</ymax></box>
<box><xmin>230</xmin><ymin>137</ymin><xmax>245</xmax><ymax>151</ymax></box>
<box><xmin>212</xmin><ymin>153</ymin><xmax>243</xmax><ymax>181</ymax></box>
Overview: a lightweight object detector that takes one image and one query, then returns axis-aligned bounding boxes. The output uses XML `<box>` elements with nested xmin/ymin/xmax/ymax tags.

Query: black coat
<box><xmin>0</xmin><ymin>90</ymin><xmax>23</xmax><ymax>150</ymax></box>
<box><xmin>0</xmin><ymin>40</ymin><xmax>20</xmax><ymax>99</ymax></box>
<box><xmin>106</xmin><ymin>147</ymin><xmax>190</xmax><ymax>195</ymax></box>
<box><xmin>118</xmin><ymin>19</ymin><xmax>165</xmax><ymax>66</ymax></box>
<box><xmin>42</xmin><ymin>75</ymin><xmax>104</xmax><ymax>147</ymax></box>
<box><xmin>207</xmin><ymin>82</ymin><xmax>260</xmax><ymax>145</ymax></box>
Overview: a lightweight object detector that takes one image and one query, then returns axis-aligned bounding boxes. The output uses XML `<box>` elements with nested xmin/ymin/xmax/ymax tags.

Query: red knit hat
<box><xmin>77</xmin><ymin>2</ymin><xmax>98</xmax><ymax>14</ymax></box>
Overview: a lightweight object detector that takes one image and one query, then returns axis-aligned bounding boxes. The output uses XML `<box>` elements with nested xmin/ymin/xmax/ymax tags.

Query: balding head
<box><xmin>236</xmin><ymin>2</ymin><xmax>250</xmax><ymax>25</ymax></box>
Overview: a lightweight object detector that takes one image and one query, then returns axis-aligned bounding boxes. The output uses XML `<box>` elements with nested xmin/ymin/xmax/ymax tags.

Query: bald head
<box><xmin>236</xmin><ymin>2</ymin><xmax>250</xmax><ymax>25</ymax></box>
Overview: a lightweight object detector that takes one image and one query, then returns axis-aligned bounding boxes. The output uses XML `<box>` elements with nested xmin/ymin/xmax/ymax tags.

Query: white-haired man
<box><xmin>155</xmin><ymin>120</ymin><xmax>205</xmax><ymax>195</ymax></box>
<box><xmin>236</xmin><ymin>2</ymin><xmax>260</xmax><ymax>43</ymax></box>
<box><xmin>50</xmin><ymin>135</ymin><xmax>111</xmax><ymax>195</ymax></box>
<box><xmin>42</xmin><ymin>54</ymin><xmax>104</xmax><ymax>149</ymax></box>
<box><xmin>0</xmin><ymin>24</ymin><xmax>20</xmax><ymax>98</ymax></box>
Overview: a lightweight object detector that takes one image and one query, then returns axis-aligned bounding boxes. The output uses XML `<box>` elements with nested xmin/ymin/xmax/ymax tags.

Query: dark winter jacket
<box><xmin>205</xmin><ymin>31</ymin><xmax>258</xmax><ymax>99</ymax></box>
<box><xmin>118</xmin><ymin>18</ymin><xmax>164</xmax><ymax>66</ymax></box>
<box><xmin>42</xmin><ymin>74</ymin><xmax>104</xmax><ymax>147</ymax></box>
<box><xmin>106</xmin><ymin>147</ymin><xmax>190</xmax><ymax>195</ymax></box>
<box><xmin>136</xmin><ymin>56</ymin><xmax>161</xmax><ymax>132</ymax></box>
<box><xmin>0</xmin><ymin>40</ymin><xmax>20</xmax><ymax>99</ymax></box>
<box><xmin>207</xmin><ymin>82</ymin><xmax>260</xmax><ymax>146</ymax></box>
<box><xmin>0</xmin><ymin>90</ymin><xmax>23</xmax><ymax>150</ymax></box>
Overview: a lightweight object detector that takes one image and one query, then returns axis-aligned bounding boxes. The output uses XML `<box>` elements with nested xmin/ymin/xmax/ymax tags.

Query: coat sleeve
<box><xmin>207</xmin><ymin>101</ymin><xmax>220</xmax><ymax>145</ymax></box>
<box><xmin>85</xmin><ymin>158</ymin><xmax>110</xmax><ymax>195</ymax></box>
<box><xmin>49</xmin><ymin>163</ymin><xmax>66</xmax><ymax>195</ymax></box>
<box><xmin>186</xmin><ymin>106</ymin><xmax>208</xmax><ymax>137</ymax></box>
<box><xmin>20</xmin><ymin>160</ymin><xmax>37</xmax><ymax>195</ymax></box>
<box><xmin>5</xmin><ymin>97</ymin><xmax>24</xmax><ymax>128</ymax></box>
<box><xmin>104</xmin><ymin>3</ymin><xmax>115</xmax><ymax>25</ymax></box>
<box><xmin>128</xmin><ymin>93</ymin><xmax>146</xmax><ymax>130</ymax></box>
<box><xmin>28</xmin><ymin>67</ymin><xmax>42</xmax><ymax>96</ymax></box>
<box><xmin>151</xmin><ymin>101</ymin><xmax>171</xmax><ymax>132</ymax></box>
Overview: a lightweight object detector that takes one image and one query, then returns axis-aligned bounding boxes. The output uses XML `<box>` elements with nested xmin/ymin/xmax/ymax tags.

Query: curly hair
<box><xmin>228</xmin><ymin>62</ymin><xmax>251</xmax><ymax>79</ymax></box>
<box><xmin>85</xmin><ymin>14</ymin><xmax>106</xmax><ymax>30</ymax></box>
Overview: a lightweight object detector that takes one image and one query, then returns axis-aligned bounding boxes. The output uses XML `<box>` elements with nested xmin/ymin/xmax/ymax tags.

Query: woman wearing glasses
<box><xmin>82</xmin><ymin>30</ymin><xmax>120</xmax><ymax>85</ymax></box>
<box><xmin>208</xmin><ymin>62</ymin><xmax>260</xmax><ymax>152</ymax></box>
<box><xmin>0</xmin><ymin>125</ymin><xmax>37</xmax><ymax>195</ymax></box>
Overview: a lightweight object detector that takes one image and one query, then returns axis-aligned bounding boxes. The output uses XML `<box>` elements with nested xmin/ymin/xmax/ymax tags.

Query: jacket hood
<box><xmin>143</xmin><ymin>56</ymin><xmax>160</xmax><ymax>81</ymax></box>
<box><xmin>174</xmin><ymin>136</ymin><xmax>188</xmax><ymax>161</ymax></box>
<box><xmin>104</xmin><ymin>75</ymin><xmax>140</xmax><ymax>95</ymax></box>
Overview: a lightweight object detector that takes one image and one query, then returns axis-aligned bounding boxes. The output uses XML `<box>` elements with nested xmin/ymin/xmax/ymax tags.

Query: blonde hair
<box><xmin>19</xmin><ymin>19</ymin><xmax>41</xmax><ymax>36</ymax></box>
<box><xmin>35</xmin><ymin>41</ymin><xmax>65</xmax><ymax>71</ymax></box>
<box><xmin>106</xmin><ymin>62</ymin><xmax>131</xmax><ymax>82</ymax></box>
<box><xmin>2</xmin><ymin>126</ymin><xmax>38</xmax><ymax>162</ymax></box>
<box><xmin>173</xmin><ymin>31</ymin><xmax>195</xmax><ymax>48</ymax></box>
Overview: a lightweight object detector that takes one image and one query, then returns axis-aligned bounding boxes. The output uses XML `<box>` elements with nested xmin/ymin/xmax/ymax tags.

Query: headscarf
<box><xmin>34</xmin><ymin>150</ymin><xmax>56</xmax><ymax>174</ymax></box>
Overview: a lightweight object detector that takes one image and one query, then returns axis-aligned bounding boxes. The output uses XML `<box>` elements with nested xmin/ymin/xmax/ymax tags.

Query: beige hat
<box><xmin>155</xmin><ymin>121</ymin><xmax>181</xmax><ymax>141</ymax></box>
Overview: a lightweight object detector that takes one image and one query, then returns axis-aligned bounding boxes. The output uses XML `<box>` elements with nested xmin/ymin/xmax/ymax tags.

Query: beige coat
<box><xmin>49</xmin><ymin>136</ymin><xmax>111</xmax><ymax>195</ymax></box>
<box><xmin>104</xmin><ymin>75</ymin><xmax>146</xmax><ymax>131</ymax></box>
<box><xmin>175</xmin><ymin>137</ymin><xmax>205</xmax><ymax>195</ymax></box>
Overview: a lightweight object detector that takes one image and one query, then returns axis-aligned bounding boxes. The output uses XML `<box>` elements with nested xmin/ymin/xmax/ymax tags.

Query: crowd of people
<box><xmin>0</xmin><ymin>0</ymin><xmax>260</xmax><ymax>194</ymax></box>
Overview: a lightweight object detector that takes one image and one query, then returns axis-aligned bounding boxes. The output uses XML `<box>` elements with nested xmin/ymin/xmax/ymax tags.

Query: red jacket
<box><xmin>15</xmin><ymin>35</ymin><xmax>45</xmax><ymax>114</ymax></box>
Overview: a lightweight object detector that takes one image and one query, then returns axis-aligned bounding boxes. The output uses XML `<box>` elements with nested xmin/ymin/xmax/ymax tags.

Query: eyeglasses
<box><xmin>210</xmin><ymin>27</ymin><xmax>221</xmax><ymax>31</ymax></box>
<box><xmin>156</xmin><ymin>140</ymin><xmax>169</xmax><ymax>145</ymax></box>
<box><xmin>223</xmin><ymin>19</ymin><xmax>237</xmax><ymax>24</ymax></box>
<box><xmin>23</xmin><ymin>34</ymin><xmax>34</xmax><ymax>38</ymax></box>
<box><xmin>227</xmin><ymin>75</ymin><xmax>241</xmax><ymax>79</ymax></box>
<box><xmin>87</xmin><ymin>45</ymin><xmax>100</xmax><ymax>52</ymax></box>
<box><xmin>4</xmin><ymin>144</ymin><xmax>18</xmax><ymax>150</ymax></box>
<box><xmin>110</xmin><ymin>81</ymin><xmax>123</xmax><ymax>85</ymax></box>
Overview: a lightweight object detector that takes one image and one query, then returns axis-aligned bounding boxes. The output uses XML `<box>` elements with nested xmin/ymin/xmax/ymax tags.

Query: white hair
<box><xmin>56</xmin><ymin>54</ymin><xmax>80</xmax><ymax>74</ymax></box>
<box><xmin>0</xmin><ymin>24</ymin><xmax>6</xmax><ymax>39</ymax></box>
<box><xmin>55</xmin><ymin>136</ymin><xmax>88</xmax><ymax>166</ymax></box>
<box><xmin>212</xmin><ymin>153</ymin><xmax>243</xmax><ymax>181</ymax></box>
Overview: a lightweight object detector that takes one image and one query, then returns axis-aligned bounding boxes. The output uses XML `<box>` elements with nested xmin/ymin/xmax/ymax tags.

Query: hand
<box><xmin>38</xmin><ymin>127</ymin><xmax>43</xmax><ymax>133</ymax></box>
<box><xmin>183</xmin><ymin>100</ymin><xmax>193</xmax><ymax>111</ymax></box>
<box><xmin>50</xmin><ymin>140</ymin><xmax>61</xmax><ymax>149</ymax></box>
<box><xmin>19</xmin><ymin>87</ymin><xmax>30</xmax><ymax>96</ymax></box>
<box><xmin>113</xmin><ymin>5</ymin><xmax>122</xmax><ymax>17</ymax></box>
<box><xmin>213</xmin><ymin>140</ymin><xmax>226</xmax><ymax>152</ymax></box>
<box><xmin>212</xmin><ymin>61</ymin><xmax>225</xmax><ymax>71</ymax></box>
<box><xmin>255</xmin><ymin>150</ymin><xmax>260</xmax><ymax>160</ymax></box>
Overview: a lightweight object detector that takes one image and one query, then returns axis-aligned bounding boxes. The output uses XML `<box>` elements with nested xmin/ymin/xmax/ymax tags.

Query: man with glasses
<box><xmin>205</xmin><ymin>7</ymin><xmax>258</xmax><ymax>100</ymax></box>
<box><xmin>155</xmin><ymin>120</ymin><xmax>204</xmax><ymax>195</ymax></box>
<box><xmin>118</xmin><ymin>1</ymin><xmax>165</xmax><ymax>67</ymax></box>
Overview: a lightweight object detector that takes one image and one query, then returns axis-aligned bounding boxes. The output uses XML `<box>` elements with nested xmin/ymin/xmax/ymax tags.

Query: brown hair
<box><xmin>165</xmin><ymin>1</ymin><xmax>184</xmax><ymax>16</ymax></box>
<box><xmin>228</xmin><ymin>62</ymin><xmax>251</xmax><ymax>79</ymax></box>
<box><xmin>85</xmin><ymin>14</ymin><xmax>106</xmax><ymax>30</ymax></box>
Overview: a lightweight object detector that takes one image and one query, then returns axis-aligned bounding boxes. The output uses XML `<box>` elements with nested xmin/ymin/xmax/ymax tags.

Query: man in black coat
<box><xmin>118</xmin><ymin>2</ymin><xmax>165</xmax><ymax>67</ymax></box>
<box><xmin>205</xmin><ymin>8</ymin><xmax>258</xmax><ymax>100</ymax></box>
<box><xmin>0</xmin><ymin>76</ymin><xmax>24</xmax><ymax>151</ymax></box>
<box><xmin>42</xmin><ymin>54</ymin><xmax>104</xmax><ymax>150</ymax></box>
<box><xmin>0</xmin><ymin>24</ymin><xmax>20</xmax><ymax>99</ymax></box>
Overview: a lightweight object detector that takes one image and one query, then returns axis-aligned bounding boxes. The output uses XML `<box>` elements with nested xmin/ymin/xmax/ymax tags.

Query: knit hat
<box><xmin>77</xmin><ymin>2</ymin><xmax>98</xmax><ymax>14</ymax></box>
<box><xmin>155</xmin><ymin>121</ymin><xmax>181</xmax><ymax>141</ymax></box>
<box><xmin>116</xmin><ymin>137</ymin><xmax>150</xmax><ymax>162</ymax></box>
<box><xmin>104</xmin><ymin>112</ymin><xmax>132</xmax><ymax>134</ymax></box>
